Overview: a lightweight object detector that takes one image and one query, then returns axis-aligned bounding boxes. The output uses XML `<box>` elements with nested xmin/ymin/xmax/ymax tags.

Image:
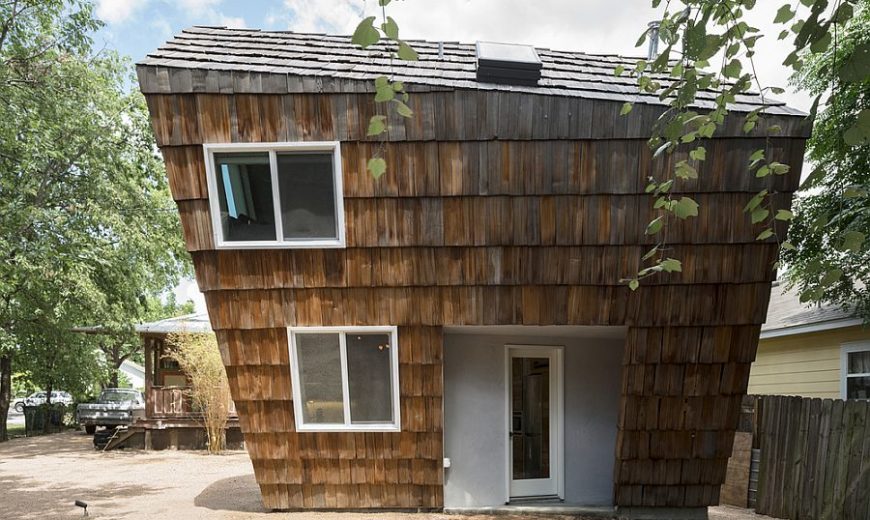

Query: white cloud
<box><xmin>217</xmin><ymin>15</ymin><xmax>247</xmax><ymax>29</ymax></box>
<box><xmin>280</xmin><ymin>0</ymin><xmax>363</xmax><ymax>34</ymax></box>
<box><xmin>177</xmin><ymin>0</ymin><xmax>221</xmax><ymax>13</ymax></box>
<box><xmin>96</xmin><ymin>0</ymin><xmax>147</xmax><ymax>24</ymax></box>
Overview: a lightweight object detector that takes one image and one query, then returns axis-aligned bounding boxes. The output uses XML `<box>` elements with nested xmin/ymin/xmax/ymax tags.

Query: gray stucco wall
<box><xmin>442</xmin><ymin>327</ymin><xmax>624</xmax><ymax>508</ymax></box>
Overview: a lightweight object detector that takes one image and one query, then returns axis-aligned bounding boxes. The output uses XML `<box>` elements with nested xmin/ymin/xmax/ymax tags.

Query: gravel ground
<box><xmin>0</xmin><ymin>430</ymin><xmax>772</xmax><ymax>520</ymax></box>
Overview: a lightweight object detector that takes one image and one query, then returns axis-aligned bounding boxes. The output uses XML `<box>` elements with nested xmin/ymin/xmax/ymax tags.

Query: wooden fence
<box><xmin>755</xmin><ymin>395</ymin><xmax>870</xmax><ymax>520</ymax></box>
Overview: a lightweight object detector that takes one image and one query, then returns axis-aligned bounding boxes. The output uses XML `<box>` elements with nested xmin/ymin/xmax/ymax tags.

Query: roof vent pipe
<box><xmin>647</xmin><ymin>21</ymin><xmax>660</xmax><ymax>61</ymax></box>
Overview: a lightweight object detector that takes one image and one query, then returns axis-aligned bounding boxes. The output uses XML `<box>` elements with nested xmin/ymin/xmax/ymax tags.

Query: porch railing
<box><xmin>146</xmin><ymin>386</ymin><xmax>237</xmax><ymax>419</ymax></box>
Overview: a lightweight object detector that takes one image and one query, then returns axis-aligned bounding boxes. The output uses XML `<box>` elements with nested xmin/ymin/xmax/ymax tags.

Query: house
<box><xmin>748</xmin><ymin>283</ymin><xmax>869</xmax><ymax>400</ymax></box>
<box><xmin>119</xmin><ymin>359</ymin><xmax>146</xmax><ymax>390</ymax></box>
<box><xmin>137</xmin><ymin>27</ymin><xmax>809</xmax><ymax>517</ymax></box>
<box><xmin>107</xmin><ymin>312</ymin><xmax>244</xmax><ymax>450</ymax></box>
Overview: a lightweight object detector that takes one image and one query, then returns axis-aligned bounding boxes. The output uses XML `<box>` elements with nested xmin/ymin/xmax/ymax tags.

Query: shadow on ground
<box><xmin>0</xmin><ymin>429</ymin><xmax>93</xmax><ymax>460</ymax></box>
<box><xmin>0</xmin><ymin>474</ymin><xmax>165</xmax><ymax>519</ymax></box>
<box><xmin>195</xmin><ymin>472</ymin><xmax>268</xmax><ymax>513</ymax></box>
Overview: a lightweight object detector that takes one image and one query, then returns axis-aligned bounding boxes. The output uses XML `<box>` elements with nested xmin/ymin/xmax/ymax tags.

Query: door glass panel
<box><xmin>511</xmin><ymin>356</ymin><xmax>550</xmax><ymax>480</ymax></box>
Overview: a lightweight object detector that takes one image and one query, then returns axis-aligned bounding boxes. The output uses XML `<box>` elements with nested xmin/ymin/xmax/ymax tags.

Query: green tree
<box><xmin>0</xmin><ymin>1</ymin><xmax>189</xmax><ymax>440</ymax></box>
<box><xmin>88</xmin><ymin>295</ymin><xmax>194</xmax><ymax>389</ymax></box>
<box><xmin>783</xmin><ymin>7</ymin><xmax>870</xmax><ymax>318</ymax></box>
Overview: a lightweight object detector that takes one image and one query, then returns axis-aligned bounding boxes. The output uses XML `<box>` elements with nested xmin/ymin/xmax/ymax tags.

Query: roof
<box><xmin>135</xmin><ymin>312</ymin><xmax>212</xmax><ymax>335</ymax></box>
<box><xmin>138</xmin><ymin>26</ymin><xmax>804</xmax><ymax>115</ymax></box>
<box><xmin>761</xmin><ymin>283</ymin><xmax>862</xmax><ymax>338</ymax></box>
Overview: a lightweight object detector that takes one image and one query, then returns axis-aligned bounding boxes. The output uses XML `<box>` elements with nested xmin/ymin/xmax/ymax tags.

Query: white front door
<box><xmin>507</xmin><ymin>346</ymin><xmax>563</xmax><ymax>499</ymax></box>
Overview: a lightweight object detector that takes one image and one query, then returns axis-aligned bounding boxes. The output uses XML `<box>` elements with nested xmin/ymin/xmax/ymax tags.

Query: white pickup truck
<box><xmin>76</xmin><ymin>389</ymin><xmax>145</xmax><ymax>434</ymax></box>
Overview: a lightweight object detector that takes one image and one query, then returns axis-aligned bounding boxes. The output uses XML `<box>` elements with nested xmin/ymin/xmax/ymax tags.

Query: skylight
<box><xmin>475</xmin><ymin>41</ymin><xmax>542</xmax><ymax>86</ymax></box>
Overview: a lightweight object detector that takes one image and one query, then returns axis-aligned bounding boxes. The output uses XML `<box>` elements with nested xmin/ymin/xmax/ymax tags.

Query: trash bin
<box><xmin>23</xmin><ymin>404</ymin><xmax>66</xmax><ymax>436</ymax></box>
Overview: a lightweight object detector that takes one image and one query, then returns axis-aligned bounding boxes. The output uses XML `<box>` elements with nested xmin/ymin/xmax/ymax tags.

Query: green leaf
<box><xmin>689</xmin><ymin>146</ymin><xmax>706</xmax><ymax>161</ymax></box>
<box><xmin>673</xmin><ymin>196</ymin><xmax>699</xmax><ymax>219</ymax></box>
<box><xmin>659</xmin><ymin>258</ymin><xmax>682</xmax><ymax>273</ymax></box>
<box><xmin>774</xmin><ymin>5</ymin><xmax>795</xmax><ymax>24</ymax></box>
<box><xmin>367</xmin><ymin>157</ymin><xmax>387</xmax><ymax>179</ymax></box>
<box><xmin>723</xmin><ymin>59</ymin><xmax>742</xmax><ymax>79</ymax></box>
<box><xmin>749</xmin><ymin>149</ymin><xmax>765</xmax><ymax>165</ymax></box>
<box><xmin>351</xmin><ymin>17</ymin><xmax>380</xmax><ymax>48</ymax></box>
<box><xmin>800</xmin><ymin>166</ymin><xmax>825</xmax><ymax>190</ymax></box>
<box><xmin>843</xmin><ymin>109</ymin><xmax>870</xmax><ymax>146</ymax></box>
<box><xmin>397</xmin><ymin>41</ymin><xmax>418</xmax><ymax>61</ymax></box>
<box><xmin>392</xmin><ymin>81</ymin><xmax>405</xmax><ymax>92</ymax></box>
<box><xmin>374</xmin><ymin>75</ymin><xmax>390</xmax><ymax>89</ymax></box>
<box><xmin>781</xmin><ymin>241</ymin><xmax>796</xmax><ymax>251</ymax></box>
<box><xmin>756</xmin><ymin>165</ymin><xmax>770</xmax><ymax>178</ymax></box>
<box><xmin>844</xmin><ymin>186</ymin><xmax>867</xmax><ymax>198</ymax></box>
<box><xmin>393</xmin><ymin>99</ymin><xmax>414</xmax><ymax>118</ymax></box>
<box><xmin>675</xmin><ymin>160</ymin><xmax>698</xmax><ymax>180</ymax></box>
<box><xmin>774</xmin><ymin>209</ymin><xmax>794</xmax><ymax>221</ymax></box>
<box><xmin>366</xmin><ymin>115</ymin><xmax>387</xmax><ymax>136</ymax></box>
<box><xmin>628</xmin><ymin>279</ymin><xmax>640</xmax><ymax>291</ymax></box>
<box><xmin>382</xmin><ymin>16</ymin><xmax>399</xmax><ymax>40</ymax></box>
<box><xmin>375</xmin><ymin>84</ymin><xmax>395</xmax><ymax>102</ymax></box>
<box><xmin>620</xmin><ymin>102</ymin><xmax>633</xmax><ymax>116</ymax></box>
<box><xmin>841</xmin><ymin>231</ymin><xmax>865</xmax><ymax>253</ymax></box>
<box><xmin>744</xmin><ymin>190</ymin><xmax>768</xmax><ymax>213</ymax></box>
<box><xmin>743</xmin><ymin>120</ymin><xmax>756</xmax><ymax>133</ymax></box>
<box><xmin>614</xmin><ymin>65</ymin><xmax>625</xmax><ymax>76</ymax></box>
<box><xmin>751</xmin><ymin>208</ymin><xmax>770</xmax><ymax>224</ymax></box>
<box><xmin>756</xmin><ymin>228</ymin><xmax>774</xmax><ymax>241</ymax></box>
<box><xmin>645</xmin><ymin>217</ymin><xmax>664</xmax><ymax>236</ymax></box>
<box><xmin>838</xmin><ymin>42</ymin><xmax>870</xmax><ymax>83</ymax></box>
<box><xmin>641</xmin><ymin>246</ymin><xmax>658</xmax><ymax>261</ymax></box>
<box><xmin>770</xmin><ymin>87</ymin><xmax>785</xmax><ymax>95</ymax></box>
<box><xmin>820</xmin><ymin>268</ymin><xmax>843</xmax><ymax>286</ymax></box>
<box><xmin>769</xmin><ymin>162</ymin><xmax>790</xmax><ymax>175</ymax></box>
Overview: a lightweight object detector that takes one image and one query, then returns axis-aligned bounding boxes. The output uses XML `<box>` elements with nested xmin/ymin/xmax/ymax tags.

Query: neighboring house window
<box><xmin>841</xmin><ymin>342</ymin><xmax>870</xmax><ymax>399</ymax></box>
<box><xmin>204</xmin><ymin>142</ymin><xmax>345</xmax><ymax>248</ymax></box>
<box><xmin>288</xmin><ymin>326</ymin><xmax>400</xmax><ymax>431</ymax></box>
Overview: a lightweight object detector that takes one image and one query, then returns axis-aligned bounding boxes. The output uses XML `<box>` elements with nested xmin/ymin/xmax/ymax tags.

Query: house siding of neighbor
<box><xmin>748</xmin><ymin>284</ymin><xmax>870</xmax><ymax>399</ymax></box>
<box><xmin>138</xmin><ymin>26</ymin><xmax>809</xmax><ymax>516</ymax></box>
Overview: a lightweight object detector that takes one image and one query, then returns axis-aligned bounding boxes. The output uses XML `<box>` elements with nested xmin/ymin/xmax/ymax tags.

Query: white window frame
<box><xmin>202</xmin><ymin>141</ymin><xmax>345</xmax><ymax>249</ymax></box>
<box><xmin>288</xmin><ymin>326</ymin><xmax>401</xmax><ymax>432</ymax></box>
<box><xmin>840</xmin><ymin>341</ymin><xmax>870</xmax><ymax>399</ymax></box>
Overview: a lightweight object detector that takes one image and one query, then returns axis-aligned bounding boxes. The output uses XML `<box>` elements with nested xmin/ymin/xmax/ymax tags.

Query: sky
<box><xmin>92</xmin><ymin>0</ymin><xmax>815</xmax><ymax>312</ymax></box>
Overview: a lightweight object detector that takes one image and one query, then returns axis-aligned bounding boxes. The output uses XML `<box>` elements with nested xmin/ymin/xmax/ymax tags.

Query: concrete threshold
<box><xmin>445</xmin><ymin>504</ymin><xmax>616</xmax><ymax>517</ymax></box>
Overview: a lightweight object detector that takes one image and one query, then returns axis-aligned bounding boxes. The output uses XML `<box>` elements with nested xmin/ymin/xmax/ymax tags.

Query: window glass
<box><xmin>848</xmin><ymin>351</ymin><xmax>870</xmax><ymax>374</ymax></box>
<box><xmin>214</xmin><ymin>152</ymin><xmax>276</xmax><ymax>242</ymax></box>
<box><xmin>346</xmin><ymin>334</ymin><xmax>394</xmax><ymax>424</ymax></box>
<box><xmin>295</xmin><ymin>334</ymin><xmax>345</xmax><ymax>424</ymax></box>
<box><xmin>277</xmin><ymin>153</ymin><xmax>337</xmax><ymax>240</ymax></box>
<box><xmin>847</xmin><ymin>376</ymin><xmax>870</xmax><ymax>400</ymax></box>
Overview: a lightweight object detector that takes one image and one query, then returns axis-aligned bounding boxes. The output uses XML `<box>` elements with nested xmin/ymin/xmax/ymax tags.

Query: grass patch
<box><xmin>5</xmin><ymin>424</ymin><xmax>25</xmax><ymax>438</ymax></box>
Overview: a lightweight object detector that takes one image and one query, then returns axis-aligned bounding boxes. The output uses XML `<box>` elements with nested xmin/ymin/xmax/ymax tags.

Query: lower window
<box><xmin>843</xmin><ymin>342</ymin><xmax>870</xmax><ymax>400</ymax></box>
<box><xmin>289</xmin><ymin>326</ymin><xmax>400</xmax><ymax>431</ymax></box>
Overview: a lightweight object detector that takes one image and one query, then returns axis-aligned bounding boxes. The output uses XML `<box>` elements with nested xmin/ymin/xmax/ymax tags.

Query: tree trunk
<box><xmin>0</xmin><ymin>353</ymin><xmax>11</xmax><ymax>441</ymax></box>
<box><xmin>108</xmin><ymin>368</ymin><xmax>119</xmax><ymax>389</ymax></box>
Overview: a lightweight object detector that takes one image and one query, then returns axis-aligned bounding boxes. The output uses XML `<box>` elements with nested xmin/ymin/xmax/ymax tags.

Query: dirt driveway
<box><xmin>0</xmin><ymin>431</ymin><xmax>771</xmax><ymax>520</ymax></box>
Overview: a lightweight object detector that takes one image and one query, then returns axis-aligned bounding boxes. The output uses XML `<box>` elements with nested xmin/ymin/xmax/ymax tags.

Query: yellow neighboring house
<box><xmin>748</xmin><ymin>283</ymin><xmax>870</xmax><ymax>399</ymax></box>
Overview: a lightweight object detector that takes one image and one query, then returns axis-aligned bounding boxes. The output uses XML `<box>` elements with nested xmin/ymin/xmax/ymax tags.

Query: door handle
<box><xmin>510</xmin><ymin>431</ymin><xmax>523</xmax><ymax>438</ymax></box>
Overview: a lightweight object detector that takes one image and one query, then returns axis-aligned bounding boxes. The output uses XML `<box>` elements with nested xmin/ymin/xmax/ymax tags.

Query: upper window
<box><xmin>204</xmin><ymin>142</ymin><xmax>345</xmax><ymax>248</ymax></box>
<box><xmin>288</xmin><ymin>326</ymin><xmax>400</xmax><ymax>431</ymax></box>
<box><xmin>842</xmin><ymin>342</ymin><xmax>870</xmax><ymax>399</ymax></box>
